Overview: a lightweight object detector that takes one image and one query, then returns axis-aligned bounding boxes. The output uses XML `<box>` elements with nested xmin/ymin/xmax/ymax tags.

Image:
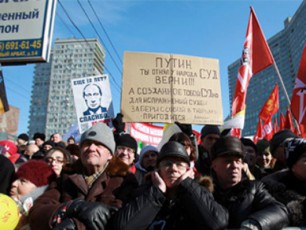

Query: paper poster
<box><xmin>71</xmin><ymin>74</ymin><xmax>114</xmax><ymax>133</ymax></box>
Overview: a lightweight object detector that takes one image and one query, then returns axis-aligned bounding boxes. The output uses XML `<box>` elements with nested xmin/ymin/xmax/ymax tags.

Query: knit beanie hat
<box><xmin>18</xmin><ymin>133</ymin><xmax>29</xmax><ymax>142</ymax></box>
<box><xmin>0</xmin><ymin>140</ymin><xmax>18</xmax><ymax>155</ymax></box>
<box><xmin>287</xmin><ymin>139</ymin><xmax>306</xmax><ymax>169</ymax></box>
<box><xmin>284</xmin><ymin>138</ymin><xmax>306</xmax><ymax>169</ymax></box>
<box><xmin>80</xmin><ymin>123</ymin><xmax>116</xmax><ymax>154</ymax></box>
<box><xmin>138</xmin><ymin>145</ymin><xmax>158</xmax><ymax>164</ymax></box>
<box><xmin>270</xmin><ymin>129</ymin><xmax>297</xmax><ymax>155</ymax></box>
<box><xmin>116</xmin><ymin>134</ymin><xmax>138</xmax><ymax>154</ymax></box>
<box><xmin>256</xmin><ymin>139</ymin><xmax>271</xmax><ymax>155</ymax></box>
<box><xmin>211</xmin><ymin>136</ymin><xmax>245</xmax><ymax>160</ymax></box>
<box><xmin>16</xmin><ymin>160</ymin><xmax>56</xmax><ymax>187</ymax></box>
<box><xmin>201</xmin><ymin>125</ymin><xmax>220</xmax><ymax>139</ymax></box>
<box><xmin>135</xmin><ymin>145</ymin><xmax>158</xmax><ymax>171</ymax></box>
<box><xmin>157</xmin><ymin>141</ymin><xmax>190</xmax><ymax>166</ymax></box>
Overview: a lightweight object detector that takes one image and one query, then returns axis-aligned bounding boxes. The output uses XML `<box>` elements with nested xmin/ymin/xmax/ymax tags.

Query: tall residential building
<box><xmin>28</xmin><ymin>38</ymin><xmax>105</xmax><ymax>139</ymax></box>
<box><xmin>228</xmin><ymin>1</ymin><xmax>306</xmax><ymax>136</ymax></box>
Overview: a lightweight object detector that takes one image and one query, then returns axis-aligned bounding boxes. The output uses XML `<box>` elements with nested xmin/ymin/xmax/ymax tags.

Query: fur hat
<box><xmin>0</xmin><ymin>140</ymin><xmax>18</xmax><ymax>155</ymax></box>
<box><xmin>16</xmin><ymin>160</ymin><xmax>56</xmax><ymax>187</ymax></box>
<box><xmin>201</xmin><ymin>125</ymin><xmax>220</xmax><ymax>139</ymax></box>
<box><xmin>270</xmin><ymin>129</ymin><xmax>297</xmax><ymax>155</ymax></box>
<box><xmin>211</xmin><ymin>136</ymin><xmax>245</xmax><ymax>160</ymax></box>
<box><xmin>80</xmin><ymin>123</ymin><xmax>115</xmax><ymax>154</ymax></box>
<box><xmin>157</xmin><ymin>141</ymin><xmax>190</xmax><ymax>166</ymax></box>
<box><xmin>18</xmin><ymin>133</ymin><xmax>29</xmax><ymax>142</ymax></box>
<box><xmin>116</xmin><ymin>134</ymin><xmax>138</xmax><ymax>154</ymax></box>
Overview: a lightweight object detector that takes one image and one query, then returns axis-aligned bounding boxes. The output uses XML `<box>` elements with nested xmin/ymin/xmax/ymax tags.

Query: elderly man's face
<box><xmin>81</xmin><ymin>140</ymin><xmax>112</xmax><ymax>171</ymax></box>
<box><xmin>84</xmin><ymin>85</ymin><xmax>102</xmax><ymax>110</ymax></box>
<box><xmin>212</xmin><ymin>155</ymin><xmax>243</xmax><ymax>189</ymax></box>
<box><xmin>158</xmin><ymin>157</ymin><xmax>189</xmax><ymax>188</ymax></box>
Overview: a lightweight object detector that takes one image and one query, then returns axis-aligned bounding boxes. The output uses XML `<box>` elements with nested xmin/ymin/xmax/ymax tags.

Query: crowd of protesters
<box><xmin>0</xmin><ymin>113</ymin><xmax>306</xmax><ymax>229</ymax></box>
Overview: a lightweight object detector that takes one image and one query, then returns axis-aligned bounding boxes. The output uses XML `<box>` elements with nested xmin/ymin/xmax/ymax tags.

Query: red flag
<box><xmin>273</xmin><ymin>117</ymin><xmax>279</xmax><ymax>134</ymax></box>
<box><xmin>290</xmin><ymin>44</ymin><xmax>306</xmax><ymax>125</ymax></box>
<box><xmin>285</xmin><ymin>107</ymin><xmax>295</xmax><ymax>132</ymax></box>
<box><xmin>0</xmin><ymin>69</ymin><xmax>9</xmax><ymax>114</ymax></box>
<box><xmin>253</xmin><ymin>119</ymin><xmax>263</xmax><ymax>143</ymax></box>
<box><xmin>259</xmin><ymin>84</ymin><xmax>279</xmax><ymax>122</ymax></box>
<box><xmin>280</xmin><ymin>113</ymin><xmax>286</xmax><ymax>130</ymax></box>
<box><xmin>231</xmin><ymin>7</ymin><xmax>274</xmax><ymax>132</ymax></box>
<box><xmin>298</xmin><ymin>124</ymin><xmax>306</xmax><ymax>138</ymax></box>
<box><xmin>262</xmin><ymin>118</ymin><xmax>274</xmax><ymax>140</ymax></box>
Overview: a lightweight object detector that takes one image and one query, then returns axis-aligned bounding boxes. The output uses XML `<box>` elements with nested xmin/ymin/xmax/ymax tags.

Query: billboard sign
<box><xmin>0</xmin><ymin>0</ymin><xmax>57</xmax><ymax>64</ymax></box>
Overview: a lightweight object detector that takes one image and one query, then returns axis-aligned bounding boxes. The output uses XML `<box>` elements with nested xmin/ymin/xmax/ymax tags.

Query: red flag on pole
<box><xmin>285</xmin><ymin>107</ymin><xmax>295</xmax><ymax>132</ymax></box>
<box><xmin>280</xmin><ymin>113</ymin><xmax>286</xmax><ymax>130</ymax></box>
<box><xmin>290</xmin><ymin>44</ymin><xmax>306</xmax><ymax>125</ymax></box>
<box><xmin>273</xmin><ymin>117</ymin><xmax>279</xmax><ymax>134</ymax></box>
<box><xmin>259</xmin><ymin>84</ymin><xmax>279</xmax><ymax>122</ymax></box>
<box><xmin>262</xmin><ymin>118</ymin><xmax>274</xmax><ymax>141</ymax></box>
<box><xmin>229</xmin><ymin>7</ymin><xmax>274</xmax><ymax>136</ymax></box>
<box><xmin>253</xmin><ymin>119</ymin><xmax>263</xmax><ymax>143</ymax></box>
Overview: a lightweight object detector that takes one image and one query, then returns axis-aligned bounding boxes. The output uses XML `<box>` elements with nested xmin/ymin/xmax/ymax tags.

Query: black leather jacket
<box><xmin>213</xmin><ymin>178</ymin><xmax>289</xmax><ymax>230</ymax></box>
<box><xmin>112</xmin><ymin>177</ymin><xmax>228</xmax><ymax>230</ymax></box>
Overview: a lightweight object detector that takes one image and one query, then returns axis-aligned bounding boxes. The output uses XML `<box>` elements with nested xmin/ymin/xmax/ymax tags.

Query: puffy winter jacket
<box><xmin>112</xmin><ymin>177</ymin><xmax>228</xmax><ymax>230</ymax></box>
<box><xmin>262</xmin><ymin>169</ymin><xmax>306</xmax><ymax>227</ymax></box>
<box><xmin>213</xmin><ymin>178</ymin><xmax>289</xmax><ymax>230</ymax></box>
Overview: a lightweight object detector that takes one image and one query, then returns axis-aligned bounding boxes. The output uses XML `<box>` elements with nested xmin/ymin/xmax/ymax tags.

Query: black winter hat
<box><xmin>201</xmin><ymin>125</ymin><xmax>220</xmax><ymax>139</ymax></box>
<box><xmin>33</xmin><ymin>132</ymin><xmax>46</xmax><ymax>141</ymax></box>
<box><xmin>211</xmin><ymin>136</ymin><xmax>245</xmax><ymax>160</ymax></box>
<box><xmin>18</xmin><ymin>133</ymin><xmax>29</xmax><ymax>142</ymax></box>
<box><xmin>270</xmin><ymin>129</ymin><xmax>297</xmax><ymax>155</ymax></box>
<box><xmin>287</xmin><ymin>142</ymin><xmax>306</xmax><ymax>169</ymax></box>
<box><xmin>240</xmin><ymin>137</ymin><xmax>257</xmax><ymax>153</ymax></box>
<box><xmin>116</xmin><ymin>134</ymin><xmax>138</xmax><ymax>153</ymax></box>
<box><xmin>157</xmin><ymin>141</ymin><xmax>190</xmax><ymax>166</ymax></box>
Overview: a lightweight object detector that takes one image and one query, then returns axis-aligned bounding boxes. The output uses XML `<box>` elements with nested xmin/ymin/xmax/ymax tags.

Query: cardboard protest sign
<box><xmin>121</xmin><ymin>52</ymin><xmax>223</xmax><ymax>125</ymax></box>
<box><xmin>71</xmin><ymin>74</ymin><xmax>114</xmax><ymax>134</ymax></box>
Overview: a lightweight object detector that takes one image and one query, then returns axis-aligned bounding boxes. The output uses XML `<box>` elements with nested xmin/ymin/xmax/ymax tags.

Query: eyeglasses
<box><xmin>159</xmin><ymin>160</ymin><xmax>188</xmax><ymax>170</ymax></box>
<box><xmin>46</xmin><ymin>157</ymin><xmax>65</xmax><ymax>164</ymax></box>
<box><xmin>116</xmin><ymin>146</ymin><xmax>135</xmax><ymax>154</ymax></box>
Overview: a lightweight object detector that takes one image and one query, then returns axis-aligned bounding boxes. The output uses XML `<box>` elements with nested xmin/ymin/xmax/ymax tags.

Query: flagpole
<box><xmin>272</xmin><ymin>62</ymin><xmax>301</xmax><ymax>134</ymax></box>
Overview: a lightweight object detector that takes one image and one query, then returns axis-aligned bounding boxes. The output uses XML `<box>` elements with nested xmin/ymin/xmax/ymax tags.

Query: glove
<box><xmin>112</xmin><ymin>113</ymin><xmax>125</xmax><ymax>133</ymax></box>
<box><xmin>53</xmin><ymin>218</ymin><xmax>76</xmax><ymax>230</ymax></box>
<box><xmin>66</xmin><ymin>199</ymin><xmax>113</xmax><ymax>230</ymax></box>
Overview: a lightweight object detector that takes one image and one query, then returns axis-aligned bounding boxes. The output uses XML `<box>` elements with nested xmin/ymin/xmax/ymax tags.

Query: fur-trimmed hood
<box><xmin>198</xmin><ymin>175</ymin><xmax>214</xmax><ymax>193</ymax></box>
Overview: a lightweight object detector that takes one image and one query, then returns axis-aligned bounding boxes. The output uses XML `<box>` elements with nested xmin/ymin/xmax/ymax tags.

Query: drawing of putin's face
<box><xmin>83</xmin><ymin>84</ymin><xmax>102</xmax><ymax>110</ymax></box>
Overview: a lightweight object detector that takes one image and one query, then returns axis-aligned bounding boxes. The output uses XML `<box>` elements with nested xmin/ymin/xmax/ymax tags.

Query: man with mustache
<box><xmin>211</xmin><ymin>136</ymin><xmax>289</xmax><ymax>230</ymax></box>
<box><xmin>28</xmin><ymin>123</ymin><xmax>138</xmax><ymax>230</ymax></box>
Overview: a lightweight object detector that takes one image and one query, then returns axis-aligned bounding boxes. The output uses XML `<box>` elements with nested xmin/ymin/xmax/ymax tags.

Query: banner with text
<box><xmin>121</xmin><ymin>52</ymin><xmax>223</xmax><ymax>124</ymax></box>
<box><xmin>71</xmin><ymin>74</ymin><xmax>114</xmax><ymax>134</ymax></box>
<box><xmin>130</xmin><ymin>123</ymin><xmax>163</xmax><ymax>146</ymax></box>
